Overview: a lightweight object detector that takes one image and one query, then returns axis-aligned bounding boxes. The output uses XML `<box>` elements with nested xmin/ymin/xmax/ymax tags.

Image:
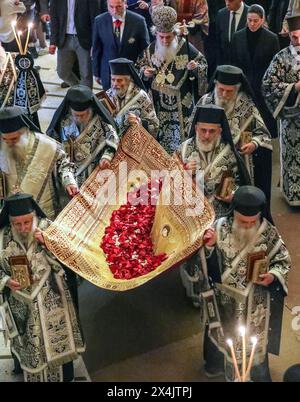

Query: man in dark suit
<box><xmin>231</xmin><ymin>4</ymin><xmax>280</xmax><ymax>137</ymax></box>
<box><xmin>49</xmin><ymin>0</ymin><xmax>99</xmax><ymax>88</ymax></box>
<box><xmin>204</xmin><ymin>0</ymin><xmax>225</xmax><ymax>78</ymax></box>
<box><xmin>216</xmin><ymin>0</ymin><xmax>249</xmax><ymax>65</ymax></box>
<box><xmin>92</xmin><ymin>0</ymin><xmax>150</xmax><ymax>90</ymax></box>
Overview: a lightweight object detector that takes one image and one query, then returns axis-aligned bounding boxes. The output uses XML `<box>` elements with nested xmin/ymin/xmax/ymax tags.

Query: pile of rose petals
<box><xmin>101</xmin><ymin>179</ymin><xmax>167</xmax><ymax>280</ymax></box>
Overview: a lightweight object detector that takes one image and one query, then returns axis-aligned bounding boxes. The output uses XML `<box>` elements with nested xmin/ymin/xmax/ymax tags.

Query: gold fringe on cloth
<box><xmin>44</xmin><ymin>126</ymin><xmax>214</xmax><ymax>291</ymax></box>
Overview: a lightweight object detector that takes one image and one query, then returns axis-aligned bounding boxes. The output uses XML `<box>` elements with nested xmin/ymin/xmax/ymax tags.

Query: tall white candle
<box><xmin>11</xmin><ymin>22</ymin><xmax>22</xmax><ymax>53</ymax></box>
<box><xmin>227</xmin><ymin>339</ymin><xmax>242</xmax><ymax>382</ymax></box>
<box><xmin>17</xmin><ymin>31</ymin><xmax>24</xmax><ymax>54</ymax></box>
<box><xmin>239</xmin><ymin>326</ymin><xmax>246</xmax><ymax>382</ymax></box>
<box><xmin>24</xmin><ymin>22</ymin><xmax>33</xmax><ymax>55</ymax></box>
<box><xmin>245</xmin><ymin>337</ymin><xmax>257</xmax><ymax>381</ymax></box>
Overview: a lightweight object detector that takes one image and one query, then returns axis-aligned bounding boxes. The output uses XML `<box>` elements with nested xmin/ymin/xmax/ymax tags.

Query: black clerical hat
<box><xmin>0</xmin><ymin>193</ymin><xmax>46</xmax><ymax>228</ymax></box>
<box><xmin>283</xmin><ymin>364</ymin><xmax>300</xmax><ymax>382</ymax></box>
<box><xmin>190</xmin><ymin>104</ymin><xmax>237</xmax><ymax>158</ymax></box>
<box><xmin>66</xmin><ymin>85</ymin><xmax>94</xmax><ymax>112</ymax></box>
<box><xmin>214</xmin><ymin>65</ymin><xmax>243</xmax><ymax>86</ymax></box>
<box><xmin>0</xmin><ymin>106</ymin><xmax>41</xmax><ymax>134</ymax></box>
<box><xmin>192</xmin><ymin>104</ymin><xmax>225</xmax><ymax>125</ymax></box>
<box><xmin>287</xmin><ymin>14</ymin><xmax>300</xmax><ymax>32</ymax></box>
<box><xmin>232</xmin><ymin>185</ymin><xmax>266</xmax><ymax>216</ymax></box>
<box><xmin>208</xmin><ymin>65</ymin><xmax>254</xmax><ymax>97</ymax></box>
<box><xmin>47</xmin><ymin>85</ymin><xmax>116</xmax><ymax>139</ymax></box>
<box><xmin>109</xmin><ymin>58</ymin><xmax>146</xmax><ymax>90</ymax></box>
<box><xmin>189</xmin><ymin>104</ymin><xmax>251</xmax><ymax>188</ymax></box>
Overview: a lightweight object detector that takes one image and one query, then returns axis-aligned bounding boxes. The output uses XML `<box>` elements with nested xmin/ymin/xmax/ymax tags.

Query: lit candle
<box><xmin>227</xmin><ymin>339</ymin><xmax>242</xmax><ymax>382</ymax></box>
<box><xmin>245</xmin><ymin>337</ymin><xmax>257</xmax><ymax>381</ymax></box>
<box><xmin>239</xmin><ymin>326</ymin><xmax>246</xmax><ymax>382</ymax></box>
<box><xmin>11</xmin><ymin>21</ymin><xmax>22</xmax><ymax>53</ymax></box>
<box><xmin>17</xmin><ymin>31</ymin><xmax>24</xmax><ymax>55</ymax></box>
<box><xmin>24</xmin><ymin>22</ymin><xmax>33</xmax><ymax>55</ymax></box>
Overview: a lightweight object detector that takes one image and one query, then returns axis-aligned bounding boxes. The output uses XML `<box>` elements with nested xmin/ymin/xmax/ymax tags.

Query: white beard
<box><xmin>214</xmin><ymin>88</ymin><xmax>237</xmax><ymax>113</ymax></box>
<box><xmin>232</xmin><ymin>219</ymin><xmax>260</xmax><ymax>250</ymax></box>
<box><xmin>2</xmin><ymin>131</ymin><xmax>29</xmax><ymax>165</ymax></box>
<box><xmin>196</xmin><ymin>135</ymin><xmax>220</xmax><ymax>153</ymax></box>
<box><xmin>72</xmin><ymin>108</ymin><xmax>93</xmax><ymax>131</ymax></box>
<box><xmin>154</xmin><ymin>36</ymin><xmax>178</xmax><ymax>66</ymax></box>
<box><xmin>11</xmin><ymin>214</ymin><xmax>38</xmax><ymax>249</ymax></box>
<box><xmin>111</xmin><ymin>87</ymin><xmax>127</xmax><ymax>98</ymax></box>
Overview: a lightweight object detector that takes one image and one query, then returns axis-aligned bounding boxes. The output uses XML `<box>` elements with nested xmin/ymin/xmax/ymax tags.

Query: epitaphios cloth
<box><xmin>44</xmin><ymin>125</ymin><xmax>214</xmax><ymax>291</ymax></box>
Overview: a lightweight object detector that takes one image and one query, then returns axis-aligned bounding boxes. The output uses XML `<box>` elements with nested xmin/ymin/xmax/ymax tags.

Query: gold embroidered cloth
<box><xmin>44</xmin><ymin>126</ymin><xmax>214</xmax><ymax>291</ymax></box>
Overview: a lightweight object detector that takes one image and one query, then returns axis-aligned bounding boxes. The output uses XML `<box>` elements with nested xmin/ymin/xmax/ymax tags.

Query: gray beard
<box><xmin>196</xmin><ymin>135</ymin><xmax>218</xmax><ymax>152</ymax></box>
<box><xmin>214</xmin><ymin>88</ymin><xmax>237</xmax><ymax>113</ymax></box>
<box><xmin>73</xmin><ymin>109</ymin><xmax>93</xmax><ymax>131</ymax></box>
<box><xmin>111</xmin><ymin>87</ymin><xmax>127</xmax><ymax>98</ymax></box>
<box><xmin>232</xmin><ymin>219</ymin><xmax>260</xmax><ymax>250</ymax></box>
<box><xmin>11</xmin><ymin>216</ymin><xmax>37</xmax><ymax>249</ymax></box>
<box><xmin>3</xmin><ymin>132</ymin><xmax>29</xmax><ymax>164</ymax></box>
<box><xmin>154</xmin><ymin>37</ymin><xmax>178</xmax><ymax>65</ymax></box>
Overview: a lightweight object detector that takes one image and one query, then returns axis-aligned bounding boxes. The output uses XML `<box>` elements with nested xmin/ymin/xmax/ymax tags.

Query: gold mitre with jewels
<box><xmin>152</xmin><ymin>5</ymin><xmax>178</xmax><ymax>33</ymax></box>
<box><xmin>43</xmin><ymin>126</ymin><xmax>214</xmax><ymax>291</ymax></box>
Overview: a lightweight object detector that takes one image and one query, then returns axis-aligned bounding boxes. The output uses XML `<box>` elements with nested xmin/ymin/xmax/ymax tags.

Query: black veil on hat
<box><xmin>232</xmin><ymin>185</ymin><xmax>266</xmax><ymax>216</ymax></box>
<box><xmin>66</xmin><ymin>85</ymin><xmax>95</xmax><ymax>112</ymax></box>
<box><xmin>230</xmin><ymin>185</ymin><xmax>273</xmax><ymax>222</ymax></box>
<box><xmin>47</xmin><ymin>85</ymin><xmax>116</xmax><ymax>139</ymax></box>
<box><xmin>189</xmin><ymin>104</ymin><xmax>251</xmax><ymax>186</ymax></box>
<box><xmin>0</xmin><ymin>106</ymin><xmax>41</xmax><ymax>134</ymax></box>
<box><xmin>109</xmin><ymin>58</ymin><xmax>146</xmax><ymax>91</ymax></box>
<box><xmin>0</xmin><ymin>192</ymin><xmax>46</xmax><ymax>229</ymax></box>
<box><xmin>286</xmin><ymin>13</ymin><xmax>300</xmax><ymax>32</ymax></box>
<box><xmin>208</xmin><ymin>65</ymin><xmax>254</xmax><ymax>99</ymax></box>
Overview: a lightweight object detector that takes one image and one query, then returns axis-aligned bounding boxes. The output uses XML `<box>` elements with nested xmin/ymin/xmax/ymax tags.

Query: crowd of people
<box><xmin>0</xmin><ymin>0</ymin><xmax>299</xmax><ymax>382</ymax></box>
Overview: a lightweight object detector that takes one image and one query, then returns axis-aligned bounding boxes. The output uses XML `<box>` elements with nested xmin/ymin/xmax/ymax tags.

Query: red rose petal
<box><xmin>100</xmin><ymin>178</ymin><xmax>167</xmax><ymax>279</ymax></box>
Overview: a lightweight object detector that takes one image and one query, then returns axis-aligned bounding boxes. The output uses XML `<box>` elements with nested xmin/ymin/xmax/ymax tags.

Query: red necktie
<box><xmin>114</xmin><ymin>20</ymin><xmax>122</xmax><ymax>37</ymax></box>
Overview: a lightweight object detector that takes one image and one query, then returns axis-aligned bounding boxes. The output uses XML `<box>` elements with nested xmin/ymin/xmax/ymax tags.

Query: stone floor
<box><xmin>1</xmin><ymin>51</ymin><xmax>300</xmax><ymax>383</ymax></box>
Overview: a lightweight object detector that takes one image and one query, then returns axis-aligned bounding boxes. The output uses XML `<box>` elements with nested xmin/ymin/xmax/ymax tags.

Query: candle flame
<box><xmin>18</xmin><ymin>31</ymin><xmax>23</xmax><ymax>36</ymax></box>
<box><xmin>251</xmin><ymin>336</ymin><xmax>257</xmax><ymax>346</ymax></box>
<box><xmin>239</xmin><ymin>326</ymin><xmax>246</xmax><ymax>336</ymax></box>
<box><xmin>226</xmin><ymin>339</ymin><xmax>233</xmax><ymax>347</ymax></box>
<box><xmin>11</xmin><ymin>21</ymin><xmax>16</xmax><ymax>27</ymax></box>
<box><xmin>28</xmin><ymin>22</ymin><xmax>33</xmax><ymax>29</ymax></box>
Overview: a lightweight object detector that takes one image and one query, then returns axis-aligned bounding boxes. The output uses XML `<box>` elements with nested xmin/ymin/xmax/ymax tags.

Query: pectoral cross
<box><xmin>175</xmin><ymin>19</ymin><xmax>196</xmax><ymax>81</ymax></box>
<box><xmin>175</xmin><ymin>19</ymin><xmax>196</xmax><ymax>38</ymax></box>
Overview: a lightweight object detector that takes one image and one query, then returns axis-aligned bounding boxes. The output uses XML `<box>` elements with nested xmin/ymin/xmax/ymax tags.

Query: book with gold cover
<box><xmin>216</xmin><ymin>171</ymin><xmax>235</xmax><ymax>200</ymax></box>
<box><xmin>96</xmin><ymin>90</ymin><xmax>117</xmax><ymax>115</ymax></box>
<box><xmin>247</xmin><ymin>251</ymin><xmax>268</xmax><ymax>284</ymax></box>
<box><xmin>9</xmin><ymin>256</ymin><xmax>32</xmax><ymax>290</ymax></box>
<box><xmin>239</xmin><ymin>131</ymin><xmax>252</xmax><ymax>148</ymax></box>
<box><xmin>0</xmin><ymin>171</ymin><xmax>7</xmax><ymax>200</ymax></box>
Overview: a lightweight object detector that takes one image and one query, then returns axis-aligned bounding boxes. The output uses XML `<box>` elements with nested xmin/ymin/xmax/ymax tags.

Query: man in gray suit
<box><xmin>49</xmin><ymin>0</ymin><xmax>99</xmax><ymax>88</ymax></box>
